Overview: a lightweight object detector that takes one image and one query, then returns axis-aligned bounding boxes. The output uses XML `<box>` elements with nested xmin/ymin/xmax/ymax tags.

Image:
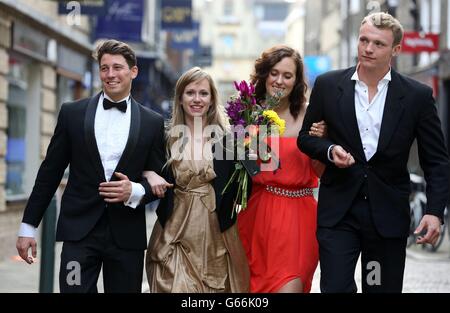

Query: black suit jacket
<box><xmin>22</xmin><ymin>93</ymin><xmax>165</xmax><ymax>249</ymax></box>
<box><xmin>298</xmin><ymin>67</ymin><xmax>449</xmax><ymax>238</ymax></box>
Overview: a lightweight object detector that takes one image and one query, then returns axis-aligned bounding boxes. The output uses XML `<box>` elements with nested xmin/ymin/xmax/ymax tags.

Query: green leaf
<box><xmin>221</xmin><ymin>167</ymin><xmax>239</xmax><ymax>195</ymax></box>
<box><xmin>241</xmin><ymin>171</ymin><xmax>248</xmax><ymax>209</ymax></box>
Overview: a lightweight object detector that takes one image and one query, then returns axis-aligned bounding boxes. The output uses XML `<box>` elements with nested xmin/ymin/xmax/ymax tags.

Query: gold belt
<box><xmin>265</xmin><ymin>185</ymin><xmax>313</xmax><ymax>198</ymax></box>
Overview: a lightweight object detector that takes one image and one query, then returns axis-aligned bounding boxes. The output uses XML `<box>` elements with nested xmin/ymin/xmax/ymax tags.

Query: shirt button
<box><xmin>364</xmin><ymin>196</ymin><xmax>368</xmax><ymax>200</ymax></box>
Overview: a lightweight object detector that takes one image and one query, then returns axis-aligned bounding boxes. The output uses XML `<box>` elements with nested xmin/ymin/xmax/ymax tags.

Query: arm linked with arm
<box><xmin>141</xmin><ymin>117</ymin><xmax>168</xmax><ymax>204</ymax></box>
<box><xmin>297</xmin><ymin>76</ymin><xmax>335</xmax><ymax>164</ymax></box>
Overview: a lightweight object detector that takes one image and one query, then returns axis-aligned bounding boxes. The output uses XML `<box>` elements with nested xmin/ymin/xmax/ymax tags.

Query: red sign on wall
<box><xmin>401</xmin><ymin>32</ymin><xmax>439</xmax><ymax>53</ymax></box>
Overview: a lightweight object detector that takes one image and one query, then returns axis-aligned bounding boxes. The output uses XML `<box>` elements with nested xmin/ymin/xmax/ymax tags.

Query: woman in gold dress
<box><xmin>143</xmin><ymin>67</ymin><xmax>249</xmax><ymax>293</ymax></box>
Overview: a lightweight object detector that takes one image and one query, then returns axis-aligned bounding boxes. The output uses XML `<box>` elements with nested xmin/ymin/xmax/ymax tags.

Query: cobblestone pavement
<box><xmin>1</xmin><ymin>207</ymin><xmax>449</xmax><ymax>293</ymax></box>
<box><xmin>310</xmin><ymin>236</ymin><xmax>450</xmax><ymax>293</ymax></box>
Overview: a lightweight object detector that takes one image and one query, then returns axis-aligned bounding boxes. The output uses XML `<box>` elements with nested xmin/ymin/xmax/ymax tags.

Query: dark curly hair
<box><xmin>251</xmin><ymin>45</ymin><xmax>307</xmax><ymax>119</ymax></box>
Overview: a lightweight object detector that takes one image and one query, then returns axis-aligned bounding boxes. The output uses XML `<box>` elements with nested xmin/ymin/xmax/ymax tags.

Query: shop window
<box><xmin>6</xmin><ymin>81</ymin><xmax>27</xmax><ymax>197</ymax></box>
<box><xmin>6</xmin><ymin>56</ymin><xmax>40</xmax><ymax>199</ymax></box>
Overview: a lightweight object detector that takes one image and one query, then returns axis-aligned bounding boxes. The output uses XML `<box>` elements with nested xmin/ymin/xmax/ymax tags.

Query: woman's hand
<box><xmin>309</xmin><ymin>120</ymin><xmax>327</xmax><ymax>138</ymax></box>
<box><xmin>143</xmin><ymin>171</ymin><xmax>174</xmax><ymax>198</ymax></box>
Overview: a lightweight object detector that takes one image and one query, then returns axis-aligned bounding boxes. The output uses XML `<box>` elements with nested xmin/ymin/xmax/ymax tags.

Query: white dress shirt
<box><xmin>351</xmin><ymin>69</ymin><xmax>391</xmax><ymax>161</ymax></box>
<box><xmin>19</xmin><ymin>93</ymin><xmax>145</xmax><ymax>238</ymax></box>
<box><xmin>327</xmin><ymin>69</ymin><xmax>391</xmax><ymax>162</ymax></box>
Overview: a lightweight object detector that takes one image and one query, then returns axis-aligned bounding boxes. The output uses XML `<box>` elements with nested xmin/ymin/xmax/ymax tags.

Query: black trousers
<box><xmin>317</xmin><ymin>194</ymin><xmax>407</xmax><ymax>293</ymax></box>
<box><xmin>59</xmin><ymin>213</ymin><xmax>144</xmax><ymax>293</ymax></box>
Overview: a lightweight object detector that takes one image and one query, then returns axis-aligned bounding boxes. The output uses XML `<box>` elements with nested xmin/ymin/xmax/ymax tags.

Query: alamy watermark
<box><xmin>366</xmin><ymin>261</ymin><xmax>381</xmax><ymax>286</ymax></box>
<box><xmin>66</xmin><ymin>260</ymin><xmax>81</xmax><ymax>286</ymax></box>
<box><xmin>57</xmin><ymin>0</ymin><xmax>104</xmax><ymax>26</ymax></box>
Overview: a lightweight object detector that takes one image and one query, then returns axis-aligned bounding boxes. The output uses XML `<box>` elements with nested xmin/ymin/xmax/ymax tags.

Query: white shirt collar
<box><xmin>351</xmin><ymin>66</ymin><xmax>391</xmax><ymax>84</ymax></box>
<box><xmin>102</xmin><ymin>92</ymin><xmax>131</xmax><ymax>104</ymax></box>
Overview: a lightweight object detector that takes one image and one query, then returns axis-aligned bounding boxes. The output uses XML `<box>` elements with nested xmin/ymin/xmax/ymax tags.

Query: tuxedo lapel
<box><xmin>113</xmin><ymin>98</ymin><xmax>141</xmax><ymax>175</ymax></box>
<box><xmin>337</xmin><ymin>69</ymin><xmax>366</xmax><ymax>162</ymax></box>
<box><xmin>84</xmin><ymin>93</ymin><xmax>106</xmax><ymax>182</ymax></box>
<box><xmin>376</xmin><ymin>70</ymin><xmax>405</xmax><ymax>154</ymax></box>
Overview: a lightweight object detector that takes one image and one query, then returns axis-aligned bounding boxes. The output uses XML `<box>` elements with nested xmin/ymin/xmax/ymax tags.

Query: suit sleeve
<box><xmin>145</xmin><ymin>116</ymin><xmax>166</xmax><ymax>173</ymax></box>
<box><xmin>416</xmin><ymin>89</ymin><xmax>449</xmax><ymax>220</ymax></box>
<box><xmin>22</xmin><ymin>104</ymin><xmax>71</xmax><ymax>227</ymax></box>
<box><xmin>140</xmin><ymin>116</ymin><xmax>167</xmax><ymax>204</ymax></box>
<box><xmin>297</xmin><ymin>76</ymin><xmax>335</xmax><ymax>164</ymax></box>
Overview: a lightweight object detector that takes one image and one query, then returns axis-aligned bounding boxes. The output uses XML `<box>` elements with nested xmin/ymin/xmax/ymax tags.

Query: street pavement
<box><xmin>1</xmin><ymin>207</ymin><xmax>449</xmax><ymax>293</ymax></box>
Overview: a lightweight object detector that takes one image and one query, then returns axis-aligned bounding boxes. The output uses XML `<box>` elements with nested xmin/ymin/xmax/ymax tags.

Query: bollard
<box><xmin>39</xmin><ymin>196</ymin><xmax>57</xmax><ymax>293</ymax></box>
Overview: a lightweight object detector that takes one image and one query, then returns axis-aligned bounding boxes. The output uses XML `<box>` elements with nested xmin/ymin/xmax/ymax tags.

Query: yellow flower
<box><xmin>263</xmin><ymin>110</ymin><xmax>286</xmax><ymax>136</ymax></box>
<box><xmin>263</xmin><ymin>110</ymin><xmax>277</xmax><ymax>120</ymax></box>
<box><xmin>276</xmin><ymin>118</ymin><xmax>286</xmax><ymax>136</ymax></box>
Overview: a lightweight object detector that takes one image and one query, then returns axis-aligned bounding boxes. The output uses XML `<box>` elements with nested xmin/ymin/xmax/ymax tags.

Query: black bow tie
<box><xmin>103</xmin><ymin>98</ymin><xmax>127</xmax><ymax>113</ymax></box>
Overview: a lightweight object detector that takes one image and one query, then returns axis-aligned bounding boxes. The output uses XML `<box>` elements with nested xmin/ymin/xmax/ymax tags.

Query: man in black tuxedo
<box><xmin>16</xmin><ymin>40</ymin><xmax>165</xmax><ymax>293</ymax></box>
<box><xmin>298</xmin><ymin>13</ymin><xmax>449</xmax><ymax>293</ymax></box>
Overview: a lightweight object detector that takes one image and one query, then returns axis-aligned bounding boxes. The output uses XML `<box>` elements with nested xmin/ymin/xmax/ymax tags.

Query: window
<box><xmin>6</xmin><ymin>63</ymin><xmax>28</xmax><ymax>197</ymax></box>
<box><xmin>255</xmin><ymin>3</ymin><xmax>289</xmax><ymax>21</ymax></box>
<box><xmin>223</xmin><ymin>0</ymin><xmax>234</xmax><ymax>16</ymax></box>
<box><xmin>219</xmin><ymin>80</ymin><xmax>237</xmax><ymax>107</ymax></box>
<box><xmin>6</xmin><ymin>56</ymin><xmax>41</xmax><ymax>199</ymax></box>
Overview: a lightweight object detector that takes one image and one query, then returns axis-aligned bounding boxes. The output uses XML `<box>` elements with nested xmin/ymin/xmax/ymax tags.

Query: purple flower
<box><xmin>234</xmin><ymin>81</ymin><xmax>240</xmax><ymax>92</ymax></box>
<box><xmin>249</xmin><ymin>83</ymin><xmax>255</xmax><ymax>94</ymax></box>
<box><xmin>226</xmin><ymin>99</ymin><xmax>245</xmax><ymax>125</ymax></box>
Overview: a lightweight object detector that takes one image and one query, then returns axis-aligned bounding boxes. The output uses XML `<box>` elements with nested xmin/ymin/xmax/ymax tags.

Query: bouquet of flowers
<box><xmin>222</xmin><ymin>80</ymin><xmax>285</xmax><ymax>215</ymax></box>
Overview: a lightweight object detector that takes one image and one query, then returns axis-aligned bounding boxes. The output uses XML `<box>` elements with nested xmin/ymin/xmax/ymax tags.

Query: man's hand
<box><xmin>415</xmin><ymin>214</ymin><xmax>441</xmax><ymax>246</ymax></box>
<box><xmin>99</xmin><ymin>172</ymin><xmax>132</xmax><ymax>203</ymax></box>
<box><xmin>143</xmin><ymin>171</ymin><xmax>174</xmax><ymax>198</ymax></box>
<box><xmin>16</xmin><ymin>237</ymin><xmax>37</xmax><ymax>264</ymax></box>
<box><xmin>331</xmin><ymin>145</ymin><xmax>355</xmax><ymax>168</ymax></box>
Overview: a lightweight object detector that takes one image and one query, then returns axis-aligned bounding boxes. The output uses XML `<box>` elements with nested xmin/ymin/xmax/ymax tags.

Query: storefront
<box><xmin>132</xmin><ymin>52</ymin><xmax>177</xmax><ymax>119</ymax></box>
<box><xmin>57</xmin><ymin>45</ymin><xmax>90</xmax><ymax>105</ymax></box>
<box><xmin>5</xmin><ymin>21</ymin><xmax>49</xmax><ymax>200</ymax></box>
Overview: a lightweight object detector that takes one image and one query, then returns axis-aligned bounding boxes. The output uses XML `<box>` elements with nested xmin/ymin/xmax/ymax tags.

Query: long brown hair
<box><xmin>251</xmin><ymin>45</ymin><xmax>307</xmax><ymax>119</ymax></box>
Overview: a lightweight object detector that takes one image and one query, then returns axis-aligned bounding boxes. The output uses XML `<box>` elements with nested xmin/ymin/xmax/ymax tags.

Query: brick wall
<box><xmin>40</xmin><ymin>65</ymin><xmax>57</xmax><ymax>159</ymax></box>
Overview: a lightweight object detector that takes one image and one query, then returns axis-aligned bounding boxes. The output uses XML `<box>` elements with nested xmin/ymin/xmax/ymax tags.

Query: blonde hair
<box><xmin>361</xmin><ymin>12</ymin><xmax>404</xmax><ymax>46</ymax></box>
<box><xmin>165</xmin><ymin>67</ymin><xmax>229</xmax><ymax>167</ymax></box>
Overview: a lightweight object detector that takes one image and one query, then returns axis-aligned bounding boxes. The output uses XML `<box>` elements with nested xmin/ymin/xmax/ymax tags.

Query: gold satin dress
<box><xmin>145</xmin><ymin>157</ymin><xmax>249</xmax><ymax>293</ymax></box>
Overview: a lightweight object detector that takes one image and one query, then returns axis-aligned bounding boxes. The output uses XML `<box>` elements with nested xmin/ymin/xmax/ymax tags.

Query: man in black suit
<box><xmin>298</xmin><ymin>13</ymin><xmax>449</xmax><ymax>293</ymax></box>
<box><xmin>16</xmin><ymin>40</ymin><xmax>165</xmax><ymax>293</ymax></box>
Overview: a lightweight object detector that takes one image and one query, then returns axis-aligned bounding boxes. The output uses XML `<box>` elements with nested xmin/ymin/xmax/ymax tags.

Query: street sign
<box><xmin>401</xmin><ymin>32</ymin><xmax>439</xmax><ymax>53</ymax></box>
<box><xmin>58</xmin><ymin>0</ymin><xmax>107</xmax><ymax>15</ymax></box>
<box><xmin>161</xmin><ymin>0</ymin><xmax>193</xmax><ymax>30</ymax></box>
<box><xmin>94</xmin><ymin>0</ymin><xmax>144</xmax><ymax>42</ymax></box>
<box><xmin>169</xmin><ymin>22</ymin><xmax>200</xmax><ymax>51</ymax></box>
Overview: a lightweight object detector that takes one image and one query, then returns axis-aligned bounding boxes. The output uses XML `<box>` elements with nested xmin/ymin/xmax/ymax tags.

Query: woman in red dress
<box><xmin>238</xmin><ymin>45</ymin><xmax>325</xmax><ymax>293</ymax></box>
